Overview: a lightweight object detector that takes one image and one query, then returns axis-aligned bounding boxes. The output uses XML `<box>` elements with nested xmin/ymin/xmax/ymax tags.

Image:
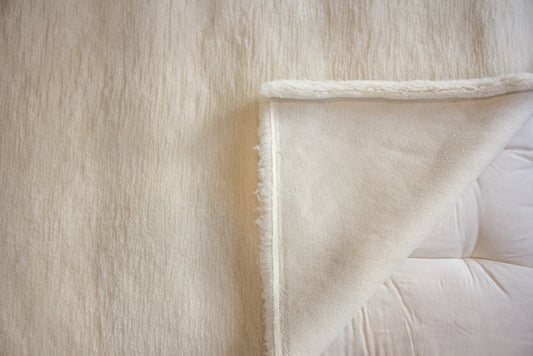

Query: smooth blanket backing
<box><xmin>257</xmin><ymin>73</ymin><xmax>533</xmax><ymax>356</ymax></box>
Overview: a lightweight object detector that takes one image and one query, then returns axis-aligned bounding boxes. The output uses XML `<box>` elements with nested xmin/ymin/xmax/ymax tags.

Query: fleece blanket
<box><xmin>257</xmin><ymin>74</ymin><xmax>533</xmax><ymax>355</ymax></box>
<box><xmin>1</xmin><ymin>1</ymin><xmax>532</xmax><ymax>355</ymax></box>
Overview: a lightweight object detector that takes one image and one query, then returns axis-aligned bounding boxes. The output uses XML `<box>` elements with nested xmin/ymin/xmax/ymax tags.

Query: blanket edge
<box><xmin>257</xmin><ymin>98</ymin><xmax>282</xmax><ymax>356</ymax></box>
<box><xmin>260</xmin><ymin>72</ymin><xmax>533</xmax><ymax>100</ymax></box>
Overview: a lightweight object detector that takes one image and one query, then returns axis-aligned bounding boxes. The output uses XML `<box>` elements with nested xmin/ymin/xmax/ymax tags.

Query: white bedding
<box><xmin>1</xmin><ymin>1</ymin><xmax>533</xmax><ymax>355</ymax></box>
<box><xmin>324</xmin><ymin>115</ymin><xmax>533</xmax><ymax>355</ymax></box>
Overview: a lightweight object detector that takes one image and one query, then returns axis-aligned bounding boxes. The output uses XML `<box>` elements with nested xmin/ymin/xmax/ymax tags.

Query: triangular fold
<box><xmin>257</xmin><ymin>73</ymin><xmax>533</xmax><ymax>356</ymax></box>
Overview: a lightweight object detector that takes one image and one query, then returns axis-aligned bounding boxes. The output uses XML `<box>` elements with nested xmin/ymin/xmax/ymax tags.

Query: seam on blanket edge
<box><xmin>257</xmin><ymin>98</ymin><xmax>281</xmax><ymax>356</ymax></box>
<box><xmin>260</xmin><ymin>72</ymin><xmax>533</xmax><ymax>100</ymax></box>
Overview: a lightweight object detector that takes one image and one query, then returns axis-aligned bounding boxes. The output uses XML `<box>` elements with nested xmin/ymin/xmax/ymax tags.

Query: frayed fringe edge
<box><xmin>256</xmin><ymin>98</ymin><xmax>280</xmax><ymax>356</ymax></box>
<box><xmin>260</xmin><ymin>72</ymin><xmax>533</xmax><ymax>100</ymax></box>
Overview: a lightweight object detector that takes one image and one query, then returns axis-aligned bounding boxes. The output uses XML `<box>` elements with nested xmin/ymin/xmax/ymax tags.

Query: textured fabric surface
<box><xmin>323</xmin><ymin>115</ymin><xmax>533</xmax><ymax>355</ymax></box>
<box><xmin>258</xmin><ymin>87</ymin><xmax>533</xmax><ymax>355</ymax></box>
<box><xmin>1</xmin><ymin>1</ymin><xmax>533</xmax><ymax>355</ymax></box>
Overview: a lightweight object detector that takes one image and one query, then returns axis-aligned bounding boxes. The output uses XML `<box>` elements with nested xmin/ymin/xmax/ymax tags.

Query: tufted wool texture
<box><xmin>1</xmin><ymin>1</ymin><xmax>533</xmax><ymax>355</ymax></box>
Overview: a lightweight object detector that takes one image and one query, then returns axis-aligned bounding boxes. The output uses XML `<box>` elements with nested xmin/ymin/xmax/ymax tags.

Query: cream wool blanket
<box><xmin>257</xmin><ymin>75</ymin><xmax>533</xmax><ymax>355</ymax></box>
<box><xmin>1</xmin><ymin>1</ymin><xmax>533</xmax><ymax>355</ymax></box>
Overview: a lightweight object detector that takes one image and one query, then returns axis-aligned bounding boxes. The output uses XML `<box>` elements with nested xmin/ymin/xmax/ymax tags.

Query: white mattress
<box><xmin>323</xmin><ymin>115</ymin><xmax>533</xmax><ymax>355</ymax></box>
